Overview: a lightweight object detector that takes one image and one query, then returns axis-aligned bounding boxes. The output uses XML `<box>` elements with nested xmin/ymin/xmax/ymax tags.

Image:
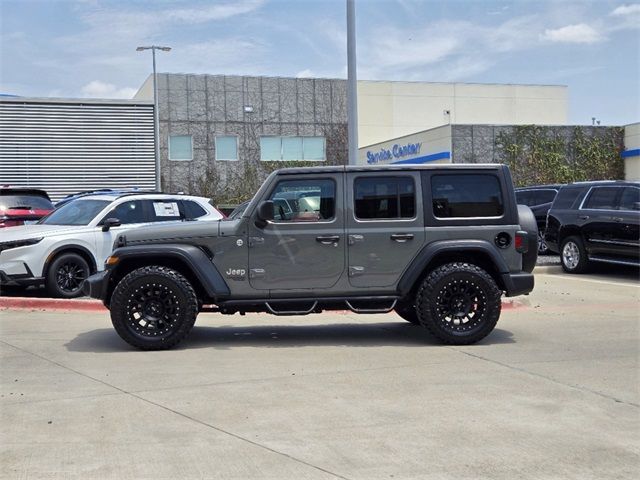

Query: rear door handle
<box><xmin>578</xmin><ymin>215</ymin><xmax>589</xmax><ymax>220</ymax></box>
<box><xmin>390</xmin><ymin>233</ymin><xmax>414</xmax><ymax>242</ymax></box>
<box><xmin>612</xmin><ymin>217</ymin><xmax>624</xmax><ymax>222</ymax></box>
<box><xmin>316</xmin><ymin>235</ymin><xmax>340</xmax><ymax>245</ymax></box>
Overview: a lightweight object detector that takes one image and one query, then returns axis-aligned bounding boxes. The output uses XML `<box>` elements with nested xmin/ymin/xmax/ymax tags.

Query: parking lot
<box><xmin>1</xmin><ymin>269</ymin><xmax>639</xmax><ymax>479</ymax></box>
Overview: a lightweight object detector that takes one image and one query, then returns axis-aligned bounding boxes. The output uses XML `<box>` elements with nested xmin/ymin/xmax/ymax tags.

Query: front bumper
<box><xmin>0</xmin><ymin>270</ymin><xmax>43</xmax><ymax>287</ymax></box>
<box><xmin>82</xmin><ymin>269</ymin><xmax>111</xmax><ymax>304</ymax></box>
<box><xmin>501</xmin><ymin>272</ymin><xmax>534</xmax><ymax>297</ymax></box>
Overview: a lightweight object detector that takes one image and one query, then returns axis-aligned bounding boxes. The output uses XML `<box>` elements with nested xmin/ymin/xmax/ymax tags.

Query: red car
<box><xmin>0</xmin><ymin>187</ymin><xmax>55</xmax><ymax>228</ymax></box>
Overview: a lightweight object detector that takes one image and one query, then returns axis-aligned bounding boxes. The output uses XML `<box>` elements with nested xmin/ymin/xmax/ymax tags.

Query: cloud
<box><xmin>540</xmin><ymin>24</ymin><xmax>605</xmax><ymax>44</ymax></box>
<box><xmin>296</xmin><ymin>69</ymin><xmax>315</xmax><ymax>78</ymax></box>
<box><xmin>166</xmin><ymin>0</ymin><xmax>265</xmax><ymax>24</ymax></box>
<box><xmin>81</xmin><ymin>81</ymin><xmax>137</xmax><ymax>99</ymax></box>
<box><xmin>610</xmin><ymin>4</ymin><xmax>640</xmax><ymax>16</ymax></box>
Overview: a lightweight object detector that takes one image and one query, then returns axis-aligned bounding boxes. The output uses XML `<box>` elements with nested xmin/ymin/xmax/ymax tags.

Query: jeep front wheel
<box><xmin>415</xmin><ymin>262</ymin><xmax>502</xmax><ymax>345</ymax></box>
<box><xmin>110</xmin><ymin>266</ymin><xmax>198</xmax><ymax>350</ymax></box>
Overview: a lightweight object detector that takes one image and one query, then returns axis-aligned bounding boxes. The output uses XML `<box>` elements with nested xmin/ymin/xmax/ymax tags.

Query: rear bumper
<box><xmin>0</xmin><ymin>270</ymin><xmax>43</xmax><ymax>287</ymax></box>
<box><xmin>501</xmin><ymin>272</ymin><xmax>534</xmax><ymax>297</ymax></box>
<box><xmin>82</xmin><ymin>270</ymin><xmax>110</xmax><ymax>304</ymax></box>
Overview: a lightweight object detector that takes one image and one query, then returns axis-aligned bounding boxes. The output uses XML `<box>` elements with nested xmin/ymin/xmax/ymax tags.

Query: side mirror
<box><xmin>255</xmin><ymin>201</ymin><xmax>274</xmax><ymax>228</ymax></box>
<box><xmin>102</xmin><ymin>217</ymin><xmax>121</xmax><ymax>232</ymax></box>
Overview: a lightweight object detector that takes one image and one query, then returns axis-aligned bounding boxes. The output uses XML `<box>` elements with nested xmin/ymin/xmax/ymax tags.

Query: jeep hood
<box><xmin>119</xmin><ymin>220</ymin><xmax>221</xmax><ymax>246</ymax></box>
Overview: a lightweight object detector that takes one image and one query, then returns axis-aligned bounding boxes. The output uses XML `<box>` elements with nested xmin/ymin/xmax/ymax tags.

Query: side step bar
<box><xmin>589</xmin><ymin>256</ymin><xmax>640</xmax><ymax>267</ymax></box>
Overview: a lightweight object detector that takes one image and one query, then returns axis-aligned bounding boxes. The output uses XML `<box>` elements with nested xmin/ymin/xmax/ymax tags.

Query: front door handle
<box><xmin>316</xmin><ymin>235</ymin><xmax>340</xmax><ymax>245</ymax></box>
<box><xmin>612</xmin><ymin>217</ymin><xmax>624</xmax><ymax>222</ymax></box>
<box><xmin>578</xmin><ymin>215</ymin><xmax>590</xmax><ymax>220</ymax></box>
<box><xmin>390</xmin><ymin>233</ymin><xmax>414</xmax><ymax>242</ymax></box>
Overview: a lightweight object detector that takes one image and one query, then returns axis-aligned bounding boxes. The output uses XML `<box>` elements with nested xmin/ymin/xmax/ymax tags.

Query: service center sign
<box><xmin>366</xmin><ymin>142</ymin><xmax>422</xmax><ymax>164</ymax></box>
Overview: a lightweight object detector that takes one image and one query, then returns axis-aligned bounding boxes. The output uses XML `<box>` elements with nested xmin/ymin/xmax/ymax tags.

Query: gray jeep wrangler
<box><xmin>84</xmin><ymin>164</ymin><xmax>537</xmax><ymax>350</ymax></box>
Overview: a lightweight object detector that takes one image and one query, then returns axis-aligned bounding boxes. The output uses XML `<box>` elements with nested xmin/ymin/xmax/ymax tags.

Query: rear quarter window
<box><xmin>431</xmin><ymin>174</ymin><xmax>503</xmax><ymax>218</ymax></box>
<box><xmin>552</xmin><ymin>187</ymin><xmax>582</xmax><ymax>209</ymax></box>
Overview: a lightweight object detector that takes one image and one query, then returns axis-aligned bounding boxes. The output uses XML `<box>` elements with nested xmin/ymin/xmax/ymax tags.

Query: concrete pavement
<box><xmin>1</xmin><ymin>272</ymin><xmax>638</xmax><ymax>479</ymax></box>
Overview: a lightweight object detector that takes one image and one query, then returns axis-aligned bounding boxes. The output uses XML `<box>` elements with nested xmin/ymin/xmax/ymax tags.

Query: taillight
<box><xmin>515</xmin><ymin>231</ymin><xmax>528</xmax><ymax>254</ymax></box>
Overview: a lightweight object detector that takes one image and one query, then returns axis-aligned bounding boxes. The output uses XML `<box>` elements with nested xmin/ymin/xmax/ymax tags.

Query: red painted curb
<box><xmin>0</xmin><ymin>296</ymin><xmax>527</xmax><ymax>313</ymax></box>
<box><xmin>0</xmin><ymin>296</ymin><xmax>106</xmax><ymax>312</ymax></box>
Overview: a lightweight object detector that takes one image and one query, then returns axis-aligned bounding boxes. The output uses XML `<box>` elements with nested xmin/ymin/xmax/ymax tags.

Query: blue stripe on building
<box><xmin>392</xmin><ymin>151</ymin><xmax>451</xmax><ymax>165</ymax></box>
<box><xmin>621</xmin><ymin>148</ymin><xmax>640</xmax><ymax>158</ymax></box>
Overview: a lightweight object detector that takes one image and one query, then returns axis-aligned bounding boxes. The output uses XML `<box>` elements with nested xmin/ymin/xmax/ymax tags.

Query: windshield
<box><xmin>40</xmin><ymin>199</ymin><xmax>111</xmax><ymax>225</ymax></box>
<box><xmin>0</xmin><ymin>195</ymin><xmax>54</xmax><ymax>210</ymax></box>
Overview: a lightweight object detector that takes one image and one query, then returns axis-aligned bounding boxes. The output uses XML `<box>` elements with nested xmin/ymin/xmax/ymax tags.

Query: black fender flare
<box><xmin>397</xmin><ymin>240</ymin><xmax>510</xmax><ymax>296</ymax></box>
<box><xmin>109</xmin><ymin>244</ymin><xmax>230</xmax><ymax>298</ymax></box>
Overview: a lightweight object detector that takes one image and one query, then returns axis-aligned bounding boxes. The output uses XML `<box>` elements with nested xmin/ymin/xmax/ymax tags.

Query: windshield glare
<box><xmin>39</xmin><ymin>199</ymin><xmax>111</xmax><ymax>226</ymax></box>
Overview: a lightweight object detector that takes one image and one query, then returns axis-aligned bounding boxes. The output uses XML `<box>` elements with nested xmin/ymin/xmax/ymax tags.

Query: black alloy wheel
<box><xmin>415</xmin><ymin>262</ymin><xmax>502</xmax><ymax>345</ymax></box>
<box><xmin>46</xmin><ymin>253</ymin><xmax>90</xmax><ymax>298</ymax></box>
<box><xmin>110</xmin><ymin>266</ymin><xmax>198</xmax><ymax>350</ymax></box>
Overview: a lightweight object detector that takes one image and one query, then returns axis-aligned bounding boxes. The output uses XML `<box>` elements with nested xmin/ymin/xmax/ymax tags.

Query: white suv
<box><xmin>0</xmin><ymin>192</ymin><xmax>223</xmax><ymax>297</ymax></box>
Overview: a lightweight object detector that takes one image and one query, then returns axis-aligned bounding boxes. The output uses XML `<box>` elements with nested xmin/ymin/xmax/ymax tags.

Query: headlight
<box><xmin>0</xmin><ymin>237</ymin><xmax>43</xmax><ymax>253</ymax></box>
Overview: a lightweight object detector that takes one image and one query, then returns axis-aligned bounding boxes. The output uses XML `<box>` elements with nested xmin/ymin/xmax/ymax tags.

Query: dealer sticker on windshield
<box><xmin>153</xmin><ymin>202</ymin><xmax>180</xmax><ymax>217</ymax></box>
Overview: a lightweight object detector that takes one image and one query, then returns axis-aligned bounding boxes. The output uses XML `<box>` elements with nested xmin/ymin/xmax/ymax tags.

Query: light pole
<box><xmin>346</xmin><ymin>0</ymin><xmax>358</xmax><ymax>166</ymax></box>
<box><xmin>136</xmin><ymin>45</ymin><xmax>171</xmax><ymax>191</ymax></box>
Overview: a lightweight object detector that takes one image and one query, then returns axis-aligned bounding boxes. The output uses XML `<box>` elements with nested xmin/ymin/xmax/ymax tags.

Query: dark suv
<box><xmin>545</xmin><ymin>181</ymin><xmax>640</xmax><ymax>273</ymax></box>
<box><xmin>515</xmin><ymin>185</ymin><xmax>562</xmax><ymax>254</ymax></box>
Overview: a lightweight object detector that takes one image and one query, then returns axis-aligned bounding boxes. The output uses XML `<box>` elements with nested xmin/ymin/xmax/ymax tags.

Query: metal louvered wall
<box><xmin>0</xmin><ymin>98</ymin><xmax>155</xmax><ymax>201</ymax></box>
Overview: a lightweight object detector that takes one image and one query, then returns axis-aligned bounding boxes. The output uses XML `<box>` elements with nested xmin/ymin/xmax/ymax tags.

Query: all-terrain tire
<box><xmin>560</xmin><ymin>236</ymin><xmax>590</xmax><ymax>274</ymax></box>
<box><xmin>110</xmin><ymin>266</ymin><xmax>199</xmax><ymax>350</ymax></box>
<box><xmin>46</xmin><ymin>252</ymin><xmax>90</xmax><ymax>298</ymax></box>
<box><xmin>395</xmin><ymin>300</ymin><xmax>420</xmax><ymax>325</ymax></box>
<box><xmin>415</xmin><ymin>262</ymin><xmax>502</xmax><ymax>345</ymax></box>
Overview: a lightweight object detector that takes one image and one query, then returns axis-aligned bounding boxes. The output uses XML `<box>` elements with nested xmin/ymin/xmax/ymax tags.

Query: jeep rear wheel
<box><xmin>110</xmin><ymin>266</ymin><xmax>198</xmax><ymax>350</ymax></box>
<box><xmin>415</xmin><ymin>262</ymin><xmax>502</xmax><ymax>345</ymax></box>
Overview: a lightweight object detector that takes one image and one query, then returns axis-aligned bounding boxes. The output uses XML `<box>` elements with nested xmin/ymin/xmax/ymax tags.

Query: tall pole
<box><xmin>346</xmin><ymin>0</ymin><xmax>358</xmax><ymax>166</ymax></box>
<box><xmin>137</xmin><ymin>45</ymin><xmax>171</xmax><ymax>190</ymax></box>
<box><xmin>152</xmin><ymin>48</ymin><xmax>160</xmax><ymax>190</ymax></box>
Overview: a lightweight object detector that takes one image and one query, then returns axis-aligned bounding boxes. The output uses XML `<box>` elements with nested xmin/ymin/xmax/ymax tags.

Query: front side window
<box><xmin>269</xmin><ymin>179</ymin><xmax>335</xmax><ymax>222</ymax></box>
<box><xmin>169</xmin><ymin>135</ymin><xmax>193</xmax><ymax>161</ymax></box>
<box><xmin>215</xmin><ymin>136</ymin><xmax>238</xmax><ymax>161</ymax></box>
<box><xmin>40</xmin><ymin>199</ymin><xmax>110</xmax><ymax>225</ymax></box>
<box><xmin>260</xmin><ymin>136</ymin><xmax>326</xmax><ymax>161</ymax></box>
<box><xmin>583</xmin><ymin>187</ymin><xmax>619</xmax><ymax>210</ymax></box>
<box><xmin>106</xmin><ymin>200</ymin><xmax>148</xmax><ymax>224</ymax></box>
<box><xmin>432</xmin><ymin>175</ymin><xmax>503</xmax><ymax>218</ymax></box>
<box><xmin>354</xmin><ymin>176</ymin><xmax>415</xmax><ymax>220</ymax></box>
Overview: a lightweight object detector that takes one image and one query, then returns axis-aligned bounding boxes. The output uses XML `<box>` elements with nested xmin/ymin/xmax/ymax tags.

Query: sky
<box><xmin>0</xmin><ymin>0</ymin><xmax>638</xmax><ymax>125</ymax></box>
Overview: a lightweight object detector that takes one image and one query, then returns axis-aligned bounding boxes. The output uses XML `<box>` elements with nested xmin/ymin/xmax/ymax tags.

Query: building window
<box><xmin>260</xmin><ymin>136</ymin><xmax>326</xmax><ymax>161</ymax></box>
<box><xmin>215</xmin><ymin>136</ymin><xmax>238</xmax><ymax>161</ymax></box>
<box><xmin>168</xmin><ymin>135</ymin><xmax>193</xmax><ymax>161</ymax></box>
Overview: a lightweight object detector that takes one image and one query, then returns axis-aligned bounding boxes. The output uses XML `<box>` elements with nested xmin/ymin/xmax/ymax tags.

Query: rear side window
<box><xmin>149</xmin><ymin>200</ymin><xmax>183</xmax><ymax>221</ymax></box>
<box><xmin>182</xmin><ymin>200</ymin><xmax>207</xmax><ymax>219</ymax></box>
<box><xmin>583</xmin><ymin>187</ymin><xmax>620</xmax><ymax>210</ymax></box>
<box><xmin>354</xmin><ymin>176</ymin><xmax>415</xmax><ymax>219</ymax></box>
<box><xmin>553</xmin><ymin>187</ymin><xmax>582</xmax><ymax>209</ymax></box>
<box><xmin>432</xmin><ymin>175</ymin><xmax>503</xmax><ymax>218</ymax></box>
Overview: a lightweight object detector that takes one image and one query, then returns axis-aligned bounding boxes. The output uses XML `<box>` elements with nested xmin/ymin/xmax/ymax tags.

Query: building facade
<box><xmin>135</xmin><ymin>74</ymin><xmax>569</xmax><ymax>201</ymax></box>
<box><xmin>0</xmin><ymin>97</ymin><xmax>154</xmax><ymax>200</ymax></box>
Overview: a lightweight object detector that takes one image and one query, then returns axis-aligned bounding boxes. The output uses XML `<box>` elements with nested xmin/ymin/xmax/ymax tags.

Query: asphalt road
<box><xmin>1</xmin><ymin>271</ymin><xmax>639</xmax><ymax>479</ymax></box>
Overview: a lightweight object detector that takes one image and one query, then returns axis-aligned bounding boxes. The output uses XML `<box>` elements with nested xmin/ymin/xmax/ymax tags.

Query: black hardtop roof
<box><xmin>0</xmin><ymin>187</ymin><xmax>51</xmax><ymax>200</ymax></box>
<box><xmin>276</xmin><ymin>163</ymin><xmax>506</xmax><ymax>175</ymax></box>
